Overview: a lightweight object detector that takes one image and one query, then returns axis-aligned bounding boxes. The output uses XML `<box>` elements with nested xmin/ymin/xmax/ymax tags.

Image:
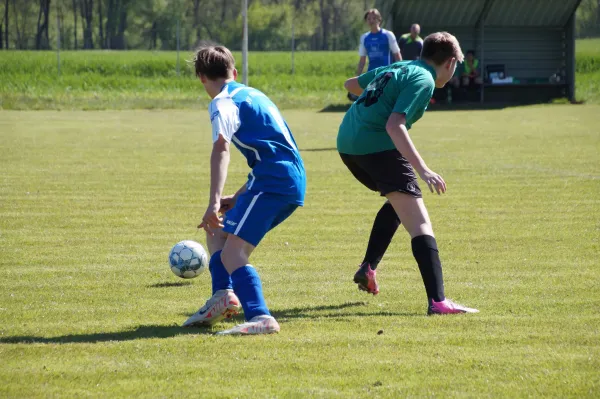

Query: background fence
<box><xmin>0</xmin><ymin>0</ymin><xmax>598</xmax><ymax>52</ymax></box>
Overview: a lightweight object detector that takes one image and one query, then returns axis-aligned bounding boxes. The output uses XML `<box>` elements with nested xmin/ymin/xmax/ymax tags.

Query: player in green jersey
<box><xmin>338</xmin><ymin>32</ymin><xmax>479</xmax><ymax>315</ymax></box>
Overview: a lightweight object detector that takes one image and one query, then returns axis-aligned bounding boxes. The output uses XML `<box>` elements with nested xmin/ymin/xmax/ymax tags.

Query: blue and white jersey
<box><xmin>359</xmin><ymin>29</ymin><xmax>400</xmax><ymax>71</ymax></box>
<box><xmin>209</xmin><ymin>81</ymin><xmax>306</xmax><ymax>205</ymax></box>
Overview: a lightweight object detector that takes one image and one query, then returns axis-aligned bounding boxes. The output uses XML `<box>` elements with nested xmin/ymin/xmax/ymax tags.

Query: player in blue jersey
<box><xmin>182</xmin><ymin>45</ymin><xmax>306</xmax><ymax>335</ymax></box>
<box><xmin>349</xmin><ymin>9</ymin><xmax>402</xmax><ymax>101</ymax></box>
<box><xmin>357</xmin><ymin>9</ymin><xmax>402</xmax><ymax>74</ymax></box>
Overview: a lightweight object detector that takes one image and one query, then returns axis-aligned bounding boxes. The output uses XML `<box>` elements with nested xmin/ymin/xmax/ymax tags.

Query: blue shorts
<box><xmin>223</xmin><ymin>191</ymin><xmax>299</xmax><ymax>247</ymax></box>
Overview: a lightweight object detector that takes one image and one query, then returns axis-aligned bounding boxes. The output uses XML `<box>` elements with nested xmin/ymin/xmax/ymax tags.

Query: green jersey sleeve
<box><xmin>391</xmin><ymin>77</ymin><xmax>434</xmax><ymax>127</ymax></box>
<box><xmin>358</xmin><ymin>67</ymin><xmax>385</xmax><ymax>89</ymax></box>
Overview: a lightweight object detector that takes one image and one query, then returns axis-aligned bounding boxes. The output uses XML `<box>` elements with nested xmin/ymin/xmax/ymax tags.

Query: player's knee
<box><xmin>206</xmin><ymin>228</ymin><xmax>227</xmax><ymax>255</ymax></box>
<box><xmin>220</xmin><ymin>239</ymin><xmax>252</xmax><ymax>273</ymax></box>
<box><xmin>407</xmin><ymin>223</ymin><xmax>434</xmax><ymax>239</ymax></box>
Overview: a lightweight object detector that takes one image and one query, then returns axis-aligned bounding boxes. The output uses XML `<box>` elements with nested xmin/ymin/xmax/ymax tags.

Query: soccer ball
<box><xmin>168</xmin><ymin>240</ymin><xmax>208</xmax><ymax>279</ymax></box>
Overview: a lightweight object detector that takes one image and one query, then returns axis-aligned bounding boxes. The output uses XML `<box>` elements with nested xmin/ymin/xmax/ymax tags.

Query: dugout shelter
<box><xmin>375</xmin><ymin>0</ymin><xmax>582</xmax><ymax>103</ymax></box>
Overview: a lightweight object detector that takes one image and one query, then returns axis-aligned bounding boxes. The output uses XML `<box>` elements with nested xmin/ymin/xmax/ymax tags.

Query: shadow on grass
<box><xmin>2</xmin><ymin>302</ymin><xmax>420</xmax><ymax>344</ymax></box>
<box><xmin>319</xmin><ymin>101</ymin><xmax>566</xmax><ymax>113</ymax></box>
<box><xmin>319</xmin><ymin>103</ymin><xmax>352</xmax><ymax>113</ymax></box>
<box><xmin>0</xmin><ymin>324</ymin><xmax>215</xmax><ymax>344</ymax></box>
<box><xmin>148</xmin><ymin>281</ymin><xmax>193</xmax><ymax>288</ymax></box>
<box><xmin>270</xmin><ymin>301</ymin><xmax>420</xmax><ymax>320</ymax></box>
<box><xmin>177</xmin><ymin>302</ymin><xmax>377</xmax><ymax>319</ymax></box>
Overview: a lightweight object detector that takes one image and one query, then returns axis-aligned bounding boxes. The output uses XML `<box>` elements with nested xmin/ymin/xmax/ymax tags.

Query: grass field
<box><xmin>0</xmin><ymin>51</ymin><xmax>354</xmax><ymax>110</ymax></box>
<box><xmin>1</xmin><ymin>106</ymin><xmax>599</xmax><ymax>397</ymax></box>
<box><xmin>574</xmin><ymin>38</ymin><xmax>600</xmax><ymax>103</ymax></box>
<box><xmin>1</xmin><ymin>38</ymin><xmax>599</xmax><ymax>109</ymax></box>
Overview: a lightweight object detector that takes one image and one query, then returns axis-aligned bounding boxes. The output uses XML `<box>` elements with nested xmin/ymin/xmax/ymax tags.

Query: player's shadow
<box><xmin>176</xmin><ymin>301</ymin><xmax>418</xmax><ymax>320</ymax></box>
<box><xmin>0</xmin><ymin>324</ymin><xmax>215</xmax><ymax>345</ymax></box>
<box><xmin>319</xmin><ymin>101</ymin><xmax>548</xmax><ymax>113</ymax></box>
<box><xmin>319</xmin><ymin>103</ymin><xmax>352</xmax><ymax>113</ymax></box>
<box><xmin>1</xmin><ymin>303</ymin><xmax>420</xmax><ymax>345</ymax></box>
<box><xmin>269</xmin><ymin>301</ymin><xmax>420</xmax><ymax>320</ymax></box>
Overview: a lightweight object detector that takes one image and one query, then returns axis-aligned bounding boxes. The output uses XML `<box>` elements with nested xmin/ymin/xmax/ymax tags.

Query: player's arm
<box><xmin>356</xmin><ymin>56</ymin><xmax>367</xmax><ymax>77</ymax></box>
<box><xmin>344</xmin><ymin>77</ymin><xmax>363</xmax><ymax>96</ymax></box>
<box><xmin>385</xmin><ymin>114</ymin><xmax>446</xmax><ymax>195</ymax></box>
<box><xmin>200</xmin><ymin>135</ymin><xmax>230</xmax><ymax>233</ymax></box>
<box><xmin>356</xmin><ymin>34</ymin><xmax>368</xmax><ymax>76</ymax></box>
<box><xmin>386</xmin><ymin>78</ymin><xmax>446</xmax><ymax>194</ymax></box>
<box><xmin>209</xmin><ymin>135</ymin><xmax>230</xmax><ymax>207</ymax></box>
<box><xmin>200</xmin><ymin>100</ymin><xmax>240</xmax><ymax>233</ymax></box>
<box><xmin>387</xmin><ymin>31</ymin><xmax>402</xmax><ymax>61</ymax></box>
<box><xmin>344</xmin><ymin>66</ymin><xmax>384</xmax><ymax>96</ymax></box>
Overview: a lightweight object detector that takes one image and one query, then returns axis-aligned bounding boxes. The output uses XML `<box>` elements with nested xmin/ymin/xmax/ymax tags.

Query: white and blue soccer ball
<box><xmin>168</xmin><ymin>240</ymin><xmax>208</xmax><ymax>279</ymax></box>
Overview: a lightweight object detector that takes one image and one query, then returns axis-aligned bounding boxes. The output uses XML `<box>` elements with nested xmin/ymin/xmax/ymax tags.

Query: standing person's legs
<box><xmin>340</xmin><ymin>149</ymin><xmax>478</xmax><ymax>314</ymax></box>
<box><xmin>362</xmin><ymin>201</ymin><xmax>401</xmax><ymax>270</ymax></box>
<box><xmin>215</xmin><ymin>191</ymin><xmax>298</xmax><ymax>334</ymax></box>
<box><xmin>386</xmin><ymin>192</ymin><xmax>479</xmax><ymax>314</ymax></box>
<box><xmin>183</xmin><ymin>191</ymin><xmax>296</xmax><ymax>332</ymax></box>
<box><xmin>385</xmin><ymin>192</ymin><xmax>444</xmax><ymax>302</ymax></box>
<box><xmin>182</xmin><ymin>227</ymin><xmax>242</xmax><ymax>328</ymax></box>
<box><xmin>220</xmin><ymin>234</ymin><xmax>273</xmax><ymax>325</ymax></box>
<box><xmin>206</xmin><ymin>228</ymin><xmax>233</xmax><ymax>295</ymax></box>
<box><xmin>341</xmin><ymin>151</ymin><xmax>419</xmax><ymax>294</ymax></box>
<box><xmin>353</xmin><ymin>201</ymin><xmax>401</xmax><ymax>294</ymax></box>
<box><xmin>340</xmin><ymin>152</ymin><xmax>391</xmax><ymax>294</ymax></box>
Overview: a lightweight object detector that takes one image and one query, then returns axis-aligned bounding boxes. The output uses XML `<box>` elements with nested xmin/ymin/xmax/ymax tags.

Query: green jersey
<box><xmin>337</xmin><ymin>60</ymin><xmax>436</xmax><ymax>155</ymax></box>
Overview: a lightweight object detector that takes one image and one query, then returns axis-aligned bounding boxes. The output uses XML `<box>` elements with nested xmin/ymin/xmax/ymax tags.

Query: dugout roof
<box><xmin>375</xmin><ymin>0</ymin><xmax>583</xmax><ymax>102</ymax></box>
<box><xmin>378</xmin><ymin>0</ymin><xmax>580</xmax><ymax>29</ymax></box>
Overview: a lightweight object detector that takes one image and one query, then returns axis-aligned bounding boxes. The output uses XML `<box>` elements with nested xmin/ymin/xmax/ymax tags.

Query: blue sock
<box><xmin>231</xmin><ymin>265</ymin><xmax>270</xmax><ymax>321</ymax></box>
<box><xmin>209</xmin><ymin>250</ymin><xmax>232</xmax><ymax>294</ymax></box>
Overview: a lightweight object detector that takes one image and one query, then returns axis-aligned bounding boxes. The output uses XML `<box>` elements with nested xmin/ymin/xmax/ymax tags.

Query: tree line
<box><xmin>0</xmin><ymin>0</ymin><xmax>598</xmax><ymax>51</ymax></box>
<box><xmin>577</xmin><ymin>0</ymin><xmax>600</xmax><ymax>38</ymax></box>
<box><xmin>0</xmin><ymin>0</ymin><xmax>374</xmax><ymax>51</ymax></box>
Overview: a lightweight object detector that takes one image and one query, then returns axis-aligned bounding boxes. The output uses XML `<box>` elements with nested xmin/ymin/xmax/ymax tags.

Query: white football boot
<box><xmin>215</xmin><ymin>315</ymin><xmax>280</xmax><ymax>336</ymax></box>
<box><xmin>182</xmin><ymin>289</ymin><xmax>242</xmax><ymax>327</ymax></box>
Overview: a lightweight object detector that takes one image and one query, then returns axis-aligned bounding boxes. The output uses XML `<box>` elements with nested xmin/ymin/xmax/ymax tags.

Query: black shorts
<box><xmin>340</xmin><ymin>149</ymin><xmax>422</xmax><ymax>198</ymax></box>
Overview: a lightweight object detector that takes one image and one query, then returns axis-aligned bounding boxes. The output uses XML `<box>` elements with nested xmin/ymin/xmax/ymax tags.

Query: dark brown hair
<box><xmin>364</xmin><ymin>8</ymin><xmax>382</xmax><ymax>23</ymax></box>
<box><xmin>192</xmin><ymin>45</ymin><xmax>235</xmax><ymax>80</ymax></box>
<box><xmin>420</xmin><ymin>32</ymin><xmax>464</xmax><ymax>65</ymax></box>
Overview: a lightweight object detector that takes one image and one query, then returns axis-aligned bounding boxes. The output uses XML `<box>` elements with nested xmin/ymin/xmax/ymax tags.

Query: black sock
<box><xmin>411</xmin><ymin>235</ymin><xmax>445</xmax><ymax>302</ymax></box>
<box><xmin>362</xmin><ymin>202</ymin><xmax>401</xmax><ymax>270</ymax></box>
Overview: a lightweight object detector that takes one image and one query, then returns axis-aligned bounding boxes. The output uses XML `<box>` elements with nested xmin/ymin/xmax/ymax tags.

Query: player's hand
<box><xmin>418</xmin><ymin>167</ymin><xmax>447</xmax><ymax>195</ymax></box>
<box><xmin>219</xmin><ymin>195</ymin><xmax>237</xmax><ymax>214</ymax></box>
<box><xmin>198</xmin><ymin>202</ymin><xmax>224</xmax><ymax>236</ymax></box>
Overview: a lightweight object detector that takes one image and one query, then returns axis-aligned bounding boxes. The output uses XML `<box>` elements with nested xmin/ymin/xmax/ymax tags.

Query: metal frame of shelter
<box><xmin>375</xmin><ymin>0</ymin><xmax>583</xmax><ymax>103</ymax></box>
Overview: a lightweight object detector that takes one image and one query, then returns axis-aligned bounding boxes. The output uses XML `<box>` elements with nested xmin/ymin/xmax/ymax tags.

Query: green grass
<box><xmin>1</xmin><ymin>40</ymin><xmax>599</xmax><ymax>109</ymax></box>
<box><xmin>577</xmin><ymin>38</ymin><xmax>600</xmax><ymax>54</ymax></box>
<box><xmin>1</xmin><ymin>107</ymin><xmax>599</xmax><ymax>397</ymax></box>
<box><xmin>576</xmin><ymin>39</ymin><xmax>600</xmax><ymax>103</ymax></box>
<box><xmin>0</xmin><ymin>51</ymin><xmax>356</xmax><ymax>110</ymax></box>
